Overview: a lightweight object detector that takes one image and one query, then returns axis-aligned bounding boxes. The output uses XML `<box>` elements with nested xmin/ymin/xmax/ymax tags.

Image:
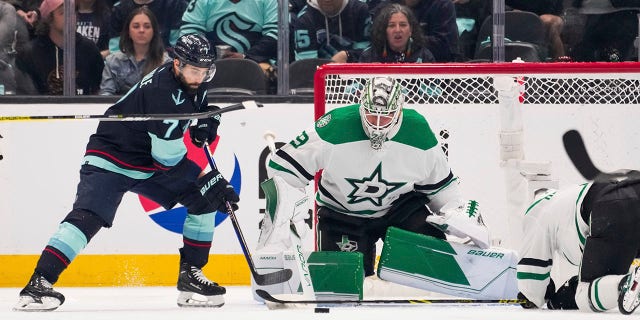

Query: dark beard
<box><xmin>176</xmin><ymin>72</ymin><xmax>200</xmax><ymax>95</ymax></box>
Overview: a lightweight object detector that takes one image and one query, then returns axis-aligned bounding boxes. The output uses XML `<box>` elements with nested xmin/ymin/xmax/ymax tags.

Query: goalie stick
<box><xmin>0</xmin><ymin>100</ymin><xmax>262</xmax><ymax>122</ymax></box>
<box><xmin>255</xmin><ymin>289</ymin><xmax>526</xmax><ymax>306</ymax></box>
<box><xmin>203</xmin><ymin>145</ymin><xmax>293</xmax><ymax>286</ymax></box>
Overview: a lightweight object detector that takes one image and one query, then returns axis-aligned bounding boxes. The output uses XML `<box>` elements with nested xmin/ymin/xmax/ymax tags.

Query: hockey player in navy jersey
<box><xmin>13</xmin><ymin>33</ymin><xmax>239</xmax><ymax>311</ymax></box>
<box><xmin>518</xmin><ymin>171</ymin><xmax>640</xmax><ymax>314</ymax></box>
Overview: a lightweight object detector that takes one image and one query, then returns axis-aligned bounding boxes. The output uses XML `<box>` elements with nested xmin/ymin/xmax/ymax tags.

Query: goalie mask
<box><xmin>359</xmin><ymin>77</ymin><xmax>404</xmax><ymax>150</ymax></box>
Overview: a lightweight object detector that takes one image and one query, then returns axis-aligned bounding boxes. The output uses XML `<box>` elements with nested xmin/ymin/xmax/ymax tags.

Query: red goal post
<box><xmin>310</xmin><ymin>62</ymin><xmax>640</xmax><ymax>249</ymax></box>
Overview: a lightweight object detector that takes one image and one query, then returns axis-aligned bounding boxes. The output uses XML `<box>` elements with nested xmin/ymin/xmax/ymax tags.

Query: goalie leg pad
<box><xmin>307</xmin><ymin>251</ymin><xmax>364</xmax><ymax>300</ymax></box>
<box><xmin>377</xmin><ymin>227</ymin><xmax>518</xmax><ymax>299</ymax></box>
<box><xmin>250</xmin><ymin>250</ymin><xmax>364</xmax><ymax>301</ymax></box>
<box><xmin>251</xmin><ymin>251</ymin><xmax>302</xmax><ymax>302</ymax></box>
<box><xmin>258</xmin><ymin>176</ymin><xmax>310</xmax><ymax>251</ymax></box>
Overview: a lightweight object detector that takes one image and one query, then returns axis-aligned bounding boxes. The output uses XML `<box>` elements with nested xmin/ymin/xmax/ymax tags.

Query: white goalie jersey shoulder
<box><xmin>426</xmin><ymin>199</ymin><xmax>491</xmax><ymax>249</ymax></box>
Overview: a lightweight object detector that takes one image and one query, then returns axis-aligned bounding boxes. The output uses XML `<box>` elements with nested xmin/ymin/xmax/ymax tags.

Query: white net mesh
<box><xmin>318</xmin><ymin>63</ymin><xmax>640</xmax><ymax>109</ymax></box>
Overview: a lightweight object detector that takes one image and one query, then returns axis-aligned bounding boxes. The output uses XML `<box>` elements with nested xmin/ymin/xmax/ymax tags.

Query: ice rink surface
<box><xmin>0</xmin><ymin>286</ymin><xmax>634</xmax><ymax>320</ymax></box>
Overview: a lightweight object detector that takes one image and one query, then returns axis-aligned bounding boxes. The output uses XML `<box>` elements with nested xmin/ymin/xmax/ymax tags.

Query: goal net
<box><xmin>312</xmin><ymin>62</ymin><xmax>640</xmax><ymax>251</ymax></box>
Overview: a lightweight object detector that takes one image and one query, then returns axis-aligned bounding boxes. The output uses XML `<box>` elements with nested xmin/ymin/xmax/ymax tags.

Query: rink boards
<box><xmin>0</xmin><ymin>101</ymin><xmax>638</xmax><ymax>286</ymax></box>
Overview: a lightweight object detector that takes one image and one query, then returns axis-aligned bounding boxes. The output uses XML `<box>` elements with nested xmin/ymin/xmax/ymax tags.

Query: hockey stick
<box><xmin>255</xmin><ymin>289</ymin><xmax>526</xmax><ymax>306</ymax></box>
<box><xmin>562</xmin><ymin>129</ymin><xmax>603</xmax><ymax>180</ymax></box>
<box><xmin>563</xmin><ymin>130</ymin><xmax>639</xmax><ymax>182</ymax></box>
<box><xmin>0</xmin><ymin>100</ymin><xmax>262</xmax><ymax>122</ymax></box>
<box><xmin>203</xmin><ymin>145</ymin><xmax>293</xmax><ymax>286</ymax></box>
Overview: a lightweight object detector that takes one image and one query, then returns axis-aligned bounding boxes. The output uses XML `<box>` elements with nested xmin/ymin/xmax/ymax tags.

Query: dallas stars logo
<box><xmin>345</xmin><ymin>163</ymin><xmax>405</xmax><ymax>206</ymax></box>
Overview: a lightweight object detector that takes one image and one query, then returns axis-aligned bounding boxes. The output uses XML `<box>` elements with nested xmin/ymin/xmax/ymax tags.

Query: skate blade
<box><xmin>13</xmin><ymin>295</ymin><xmax>62</xmax><ymax>312</ymax></box>
<box><xmin>177</xmin><ymin>291</ymin><xmax>224</xmax><ymax>308</ymax></box>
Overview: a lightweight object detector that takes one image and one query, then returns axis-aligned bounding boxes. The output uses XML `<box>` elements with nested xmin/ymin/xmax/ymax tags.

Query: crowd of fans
<box><xmin>0</xmin><ymin>0</ymin><xmax>638</xmax><ymax>95</ymax></box>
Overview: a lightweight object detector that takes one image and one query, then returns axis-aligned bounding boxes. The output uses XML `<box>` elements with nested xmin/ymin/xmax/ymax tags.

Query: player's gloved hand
<box><xmin>518</xmin><ymin>292</ymin><xmax>537</xmax><ymax>309</ymax></box>
<box><xmin>189</xmin><ymin>106</ymin><xmax>221</xmax><ymax>148</ymax></box>
<box><xmin>547</xmin><ymin>276</ymin><xmax>578</xmax><ymax>310</ymax></box>
<box><xmin>180</xmin><ymin>169</ymin><xmax>239</xmax><ymax>214</ymax></box>
<box><xmin>518</xmin><ymin>279</ymin><xmax>554</xmax><ymax>309</ymax></box>
<box><xmin>426</xmin><ymin>199</ymin><xmax>490</xmax><ymax>249</ymax></box>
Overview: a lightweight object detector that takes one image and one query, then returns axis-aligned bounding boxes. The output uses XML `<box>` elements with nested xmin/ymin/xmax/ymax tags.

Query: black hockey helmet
<box><xmin>173</xmin><ymin>33</ymin><xmax>216</xmax><ymax>81</ymax></box>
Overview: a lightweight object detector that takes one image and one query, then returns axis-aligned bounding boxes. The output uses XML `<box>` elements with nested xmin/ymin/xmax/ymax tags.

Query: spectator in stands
<box><xmin>290</xmin><ymin>0</ymin><xmax>306</xmax><ymax>14</ymax></box>
<box><xmin>108</xmin><ymin>0</ymin><xmax>186</xmax><ymax>52</ymax></box>
<box><xmin>3</xmin><ymin>0</ymin><xmax>40</xmax><ymax>37</ymax></box>
<box><xmin>0</xmin><ymin>1</ymin><xmax>35</xmax><ymax>94</ymax></box>
<box><xmin>16</xmin><ymin>0</ymin><xmax>104</xmax><ymax>95</ymax></box>
<box><xmin>180</xmin><ymin>0</ymin><xmax>278</xmax><ymax>73</ymax></box>
<box><xmin>505</xmin><ymin>0</ymin><xmax>566</xmax><ymax>60</ymax></box>
<box><xmin>452</xmin><ymin>0</ymin><xmax>490</xmax><ymax>61</ymax></box>
<box><xmin>359</xmin><ymin>3</ymin><xmax>435</xmax><ymax>62</ymax></box>
<box><xmin>100</xmin><ymin>6</ymin><xmax>170</xmax><ymax>95</ymax></box>
<box><xmin>377</xmin><ymin>0</ymin><xmax>460</xmax><ymax>62</ymax></box>
<box><xmin>292</xmin><ymin>0</ymin><xmax>372</xmax><ymax>63</ymax></box>
<box><xmin>179</xmin><ymin>0</ymin><xmax>279</xmax><ymax>92</ymax></box>
<box><xmin>572</xmin><ymin>0</ymin><xmax>639</xmax><ymax>61</ymax></box>
<box><xmin>76</xmin><ymin>0</ymin><xmax>110</xmax><ymax>58</ymax></box>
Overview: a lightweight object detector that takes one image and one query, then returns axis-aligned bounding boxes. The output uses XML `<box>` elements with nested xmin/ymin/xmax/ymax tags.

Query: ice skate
<box><xmin>619</xmin><ymin>266</ymin><xmax>640</xmax><ymax>314</ymax></box>
<box><xmin>13</xmin><ymin>273</ymin><xmax>65</xmax><ymax>312</ymax></box>
<box><xmin>176</xmin><ymin>261</ymin><xmax>225</xmax><ymax>308</ymax></box>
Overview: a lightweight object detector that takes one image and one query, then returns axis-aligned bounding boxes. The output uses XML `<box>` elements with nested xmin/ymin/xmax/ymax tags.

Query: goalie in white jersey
<box><xmin>265</xmin><ymin>77</ymin><xmax>489</xmax><ymax>276</ymax></box>
<box><xmin>517</xmin><ymin>171</ymin><xmax>640</xmax><ymax>314</ymax></box>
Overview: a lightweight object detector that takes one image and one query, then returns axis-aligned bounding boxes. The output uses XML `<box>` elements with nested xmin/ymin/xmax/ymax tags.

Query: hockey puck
<box><xmin>314</xmin><ymin>307</ymin><xmax>330</xmax><ymax>313</ymax></box>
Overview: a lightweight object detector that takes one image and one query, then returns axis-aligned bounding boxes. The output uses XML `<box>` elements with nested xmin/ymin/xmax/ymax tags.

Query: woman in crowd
<box><xmin>359</xmin><ymin>3</ymin><xmax>434</xmax><ymax>63</ymax></box>
<box><xmin>99</xmin><ymin>6</ymin><xmax>169</xmax><ymax>95</ymax></box>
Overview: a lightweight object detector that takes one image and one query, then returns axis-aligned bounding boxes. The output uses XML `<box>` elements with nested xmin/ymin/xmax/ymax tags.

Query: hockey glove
<box><xmin>181</xmin><ymin>169</ymin><xmax>239</xmax><ymax>214</ymax></box>
<box><xmin>518</xmin><ymin>292</ymin><xmax>538</xmax><ymax>309</ymax></box>
<box><xmin>547</xmin><ymin>276</ymin><xmax>578</xmax><ymax>310</ymax></box>
<box><xmin>189</xmin><ymin>106</ymin><xmax>221</xmax><ymax>148</ymax></box>
<box><xmin>518</xmin><ymin>279</ymin><xmax>555</xmax><ymax>309</ymax></box>
<box><xmin>426</xmin><ymin>199</ymin><xmax>490</xmax><ymax>249</ymax></box>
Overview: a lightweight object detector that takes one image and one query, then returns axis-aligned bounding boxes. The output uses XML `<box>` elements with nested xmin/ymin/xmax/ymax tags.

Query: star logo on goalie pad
<box><xmin>345</xmin><ymin>163</ymin><xmax>405</xmax><ymax>206</ymax></box>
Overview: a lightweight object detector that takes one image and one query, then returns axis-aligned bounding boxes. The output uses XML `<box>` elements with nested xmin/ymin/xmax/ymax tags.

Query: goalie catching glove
<box><xmin>426</xmin><ymin>199</ymin><xmax>490</xmax><ymax>249</ymax></box>
<box><xmin>180</xmin><ymin>169</ymin><xmax>239</xmax><ymax>215</ymax></box>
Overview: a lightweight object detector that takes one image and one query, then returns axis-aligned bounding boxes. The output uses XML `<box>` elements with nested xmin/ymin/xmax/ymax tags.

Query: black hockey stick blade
<box><xmin>202</xmin><ymin>145</ymin><xmax>292</xmax><ymax>286</ymax></box>
<box><xmin>562</xmin><ymin>130</ymin><xmax>639</xmax><ymax>182</ymax></box>
<box><xmin>255</xmin><ymin>289</ymin><xmax>526</xmax><ymax>306</ymax></box>
<box><xmin>0</xmin><ymin>100</ymin><xmax>263</xmax><ymax>122</ymax></box>
<box><xmin>562</xmin><ymin>129</ymin><xmax>602</xmax><ymax>180</ymax></box>
<box><xmin>227</xmin><ymin>208</ymin><xmax>293</xmax><ymax>285</ymax></box>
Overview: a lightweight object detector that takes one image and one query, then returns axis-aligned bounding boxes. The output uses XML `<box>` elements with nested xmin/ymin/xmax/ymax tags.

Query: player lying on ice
<box><xmin>254</xmin><ymin>77</ymin><xmax>519</xmax><ymax>300</ymax></box>
<box><xmin>518</xmin><ymin>170</ymin><xmax>640</xmax><ymax>314</ymax></box>
<box><xmin>13</xmin><ymin>33</ymin><xmax>239</xmax><ymax>311</ymax></box>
